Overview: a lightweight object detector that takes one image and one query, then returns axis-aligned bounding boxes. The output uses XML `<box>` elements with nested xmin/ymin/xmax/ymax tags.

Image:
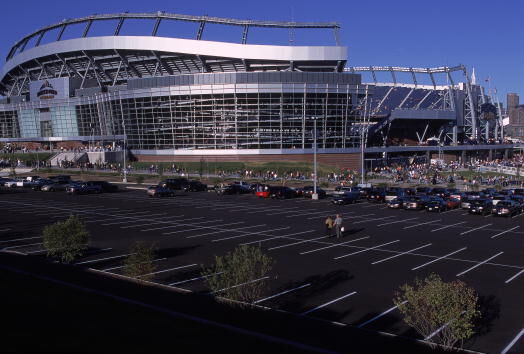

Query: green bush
<box><xmin>202</xmin><ymin>245</ymin><xmax>273</xmax><ymax>305</ymax></box>
<box><xmin>42</xmin><ymin>215</ymin><xmax>89</xmax><ymax>263</ymax></box>
<box><xmin>123</xmin><ymin>241</ymin><xmax>156</xmax><ymax>281</ymax></box>
<box><xmin>394</xmin><ymin>273</ymin><xmax>480</xmax><ymax>349</ymax></box>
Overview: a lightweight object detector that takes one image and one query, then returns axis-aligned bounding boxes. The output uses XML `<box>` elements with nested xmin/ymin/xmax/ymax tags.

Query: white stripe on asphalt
<box><xmin>300</xmin><ymin>237</ymin><xmax>369</xmax><ymax>255</ymax></box>
<box><xmin>411</xmin><ymin>247</ymin><xmax>467</xmax><ymax>271</ymax></box>
<box><xmin>254</xmin><ymin>283</ymin><xmax>311</xmax><ymax>304</ymax></box>
<box><xmin>102</xmin><ymin>258</ymin><xmax>167</xmax><ymax>271</ymax></box>
<box><xmin>137</xmin><ymin>264</ymin><xmax>197</xmax><ymax>277</ymax></box>
<box><xmin>352</xmin><ymin>215</ymin><xmax>395</xmax><ymax>224</ymax></box>
<box><xmin>213</xmin><ymin>276</ymin><xmax>269</xmax><ymax>294</ymax></box>
<box><xmin>376</xmin><ymin>217</ymin><xmax>418</xmax><ymax>227</ymax></box>
<box><xmin>119</xmin><ymin>215</ymin><xmax>197</xmax><ymax>228</ymax></box>
<box><xmin>501</xmin><ymin>328</ymin><xmax>524</xmax><ymax>354</ymax></box>
<box><xmin>307</xmin><ymin>212</ymin><xmax>373</xmax><ymax>220</ymax></box>
<box><xmin>424</xmin><ymin>311</ymin><xmax>465</xmax><ymax>340</ymax></box>
<box><xmin>268</xmin><ymin>235</ymin><xmax>331</xmax><ymax>251</ymax></box>
<box><xmin>456</xmin><ymin>252</ymin><xmax>504</xmax><ymax>277</ymax></box>
<box><xmin>101</xmin><ymin>214</ymin><xmax>172</xmax><ymax>226</ymax></box>
<box><xmin>181</xmin><ymin>223</ymin><xmax>254</xmax><ymax>238</ymax></box>
<box><xmin>285</xmin><ymin>210</ymin><xmax>337</xmax><ymax>218</ymax></box>
<box><xmin>240</xmin><ymin>230</ymin><xmax>316</xmax><ymax>246</ymax></box>
<box><xmin>371</xmin><ymin>244</ymin><xmax>432</xmax><ymax>265</ymax></box>
<box><xmin>430</xmin><ymin>221</ymin><xmax>466</xmax><ymax>232</ymax></box>
<box><xmin>491</xmin><ymin>226</ymin><xmax>520</xmax><ymax>239</ymax></box>
<box><xmin>301</xmin><ymin>291</ymin><xmax>357</xmax><ymax>315</ymax></box>
<box><xmin>3</xmin><ymin>242</ymin><xmax>43</xmax><ymax>250</ymax></box>
<box><xmin>403</xmin><ymin>220</ymin><xmax>440</xmax><ymax>230</ymax></box>
<box><xmin>505</xmin><ymin>269</ymin><xmax>524</xmax><ymax>284</ymax></box>
<box><xmin>76</xmin><ymin>253</ymin><xmax>133</xmax><ymax>265</ymax></box>
<box><xmin>459</xmin><ymin>223</ymin><xmax>492</xmax><ymax>236</ymax></box>
<box><xmin>0</xmin><ymin>235</ymin><xmax>41</xmax><ymax>243</ymax></box>
<box><xmin>334</xmin><ymin>240</ymin><xmax>400</xmax><ymax>260</ymax></box>
<box><xmin>163</xmin><ymin>221</ymin><xmax>245</xmax><ymax>236</ymax></box>
<box><xmin>169</xmin><ymin>271</ymin><xmax>224</xmax><ymax>286</ymax></box>
<box><xmin>141</xmin><ymin>218</ymin><xmax>223</xmax><ymax>232</ymax></box>
<box><xmin>212</xmin><ymin>227</ymin><xmax>291</xmax><ymax>242</ymax></box>
<box><xmin>357</xmin><ymin>301</ymin><xmax>408</xmax><ymax>328</ymax></box>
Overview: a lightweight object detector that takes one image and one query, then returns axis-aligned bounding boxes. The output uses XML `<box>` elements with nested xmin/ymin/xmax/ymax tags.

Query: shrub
<box><xmin>447</xmin><ymin>183</ymin><xmax>456</xmax><ymax>189</ymax></box>
<box><xmin>42</xmin><ymin>215</ymin><xmax>89</xmax><ymax>263</ymax></box>
<box><xmin>394</xmin><ymin>273</ymin><xmax>480</xmax><ymax>350</ymax></box>
<box><xmin>123</xmin><ymin>241</ymin><xmax>156</xmax><ymax>281</ymax></box>
<box><xmin>135</xmin><ymin>175</ymin><xmax>145</xmax><ymax>184</ymax></box>
<box><xmin>202</xmin><ymin>245</ymin><xmax>273</xmax><ymax>305</ymax></box>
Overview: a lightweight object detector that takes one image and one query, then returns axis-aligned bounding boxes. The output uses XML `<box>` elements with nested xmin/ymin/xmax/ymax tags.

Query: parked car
<box><xmin>254</xmin><ymin>184</ymin><xmax>271</xmax><ymax>198</ymax></box>
<box><xmin>416</xmin><ymin>187</ymin><xmax>432</xmax><ymax>195</ymax></box>
<box><xmin>5</xmin><ymin>177</ymin><xmax>24</xmax><ymax>188</ymax></box>
<box><xmin>385</xmin><ymin>189</ymin><xmax>405</xmax><ymax>202</ymax></box>
<box><xmin>232</xmin><ymin>181</ymin><xmax>251</xmax><ymax>193</ymax></box>
<box><xmin>387</xmin><ymin>196</ymin><xmax>410</xmax><ymax>209</ymax></box>
<box><xmin>269</xmin><ymin>186</ymin><xmax>297</xmax><ymax>199</ymax></box>
<box><xmin>161</xmin><ymin>178</ymin><xmax>189</xmax><ymax>191</ymax></box>
<box><xmin>66</xmin><ymin>182</ymin><xmax>102</xmax><ymax>195</ymax></box>
<box><xmin>147</xmin><ymin>185</ymin><xmax>175</xmax><ymax>197</ymax></box>
<box><xmin>509</xmin><ymin>195</ymin><xmax>524</xmax><ymax>212</ymax></box>
<box><xmin>449</xmin><ymin>191</ymin><xmax>466</xmax><ymax>201</ymax></box>
<box><xmin>404</xmin><ymin>195</ymin><xmax>431</xmax><ymax>210</ymax></box>
<box><xmin>215</xmin><ymin>184</ymin><xmax>250</xmax><ymax>195</ymax></box>
<box><xmin>468</xmin><ymin>199</ymin><xmax>492</xmax><ymax>215</ymax></box>
<box><xmin>49</xmin><ymin>175</ymin><xmax>72</xmax><ymax>183</ymax></box>
<box><xmin>445</xmin><ymin>198</ymin><xmax>461</xmax><ymax>209</ymax></box>
<box><xmin>425</xmin><ymin>198</ymin><xmax>448</xmax><ymax>212</ymax></box>
<box><xmin>464</xmin><ymin>191</ymin><xmax>484</xmax><ymax>200</ymax></box>
<box><xmin>492</xmin><ymin>200</ymin><xmax>521</xmax><ymax>217</ymax></box>
<box><xmin>358</xmin><ymin>187</ymin><xmax>373</xmax><ymax>199</ymax></box>
<box><xmin>184</xmin><ymin>180</ymin><xmax>207</xmax><ymax>192</ymax></box>
<box><xmin>334</xmin><ymin>186</ymin><xmax>360</xmax><ymax>195</ymax></box>
<box><xmin>367</xmin><ymin>189</ymin><xmax>386</xmax><ymax>203</ymax></box>
<box><xmin>332</xmin><ymin>191</ymin><xmax>360</xmax><ymax>205</ymax></box>
<box><xmin>461</xmin><ymin>198</ymin><xmax>473</xmax><ymax>209</ymax></box>
<box><xmin>302</xmin><ymin>186</ymin><xmax>327</xmax><ymax>199</ymax></box>
<box><xmin>1</xmin><ymin>178</ymin><xmax>16</xmax><ymax>187</ymax></box>
<box><xmin>42</xmin><ymin>180</ymin><xmax>71</xmax><ymax>192</ymax></box>
<box><xmin>491</xmin><ymin>195</ymin><xmax>507</xmax><ymax>206</ymax></box>
<box><xmin>431</xmin><ymin>188</ymin><xmax>448</xmax><ymax>198</ymax></box>
<box><xmin>31</xmin><ymin>178</ymin><xmax>53</xmax><ymax>191</ymax></box>
<box><xmin>90</xmin><ymin>181</ymin><xmax>119</xmax><ymax>193</ymax></box>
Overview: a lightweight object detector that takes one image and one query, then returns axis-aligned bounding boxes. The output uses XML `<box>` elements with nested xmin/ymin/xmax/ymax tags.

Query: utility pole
<box><xmin>122</xmin><ymin>118</ymin><xmax>127</xmax><ymax>183</ymax></box>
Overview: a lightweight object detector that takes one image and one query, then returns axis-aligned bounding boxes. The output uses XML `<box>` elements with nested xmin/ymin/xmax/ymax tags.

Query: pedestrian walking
<box><xmin>334</xmin><ymin>214</ymin><xmax>343</xmax><ymax>239</ymax></box>
<box><xmin>324</xmin><ymin>216</ymin><xmax>334</xmax><ymax>236</ymax></box>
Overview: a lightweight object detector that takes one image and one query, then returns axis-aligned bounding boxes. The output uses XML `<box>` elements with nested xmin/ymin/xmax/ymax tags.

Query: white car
<box><xmin>5</xmin><ymin>178</ymin><xmax>23</xmax><ymax>187</ymax></box>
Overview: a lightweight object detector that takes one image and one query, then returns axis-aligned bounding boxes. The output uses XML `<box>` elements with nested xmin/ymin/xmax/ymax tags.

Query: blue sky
<box><xmin>1</xmin><ymin>0</ymin><xmax>522</xmax><ymax>104</ymax></box>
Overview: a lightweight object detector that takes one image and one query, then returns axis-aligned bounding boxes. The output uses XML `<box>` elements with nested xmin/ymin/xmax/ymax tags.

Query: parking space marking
<box><xmin>357</xmin><ymin>301</ymin><xmax>407</xmax><ymax>328</ymax></box>
<box><xmin>301</xmin><ymin>291</ymin><xmax>357</xmax><ymax>315</ymax></box>
<box><xmin>76</xmin><ymin>253</ymin><xmax>133</xmax><ymax>265</ymax></box>
<box><xmin>430</xmin><ymin>221</ymin><xmax>467</xmax><ymax>232</ymax></box>
<box><xmin>425</xmin><ymin>311</ymin><xmax>465</xmax><ymax>341</ymax></box>
<box><xmin>491</xmin><ymin>226</ymin><xmax>521</xmax><ymax>239</ymax></box>
<box><xmin>268</xmin><ymin>235</ymin><xmax>330</xmax><ymax>251</ymax></box>
<box><xmin>377</xmin><ymin>217</ymin><xmax>418</xmax><ymax>227</ymax></box>
<box><xmin>240</xmin><ymin>230</ymin><xmax>317</xmax><ymax>246</ymax></box>
<box><xmin>102</xmin><ymin>258</ymin><xmax>168</xmax><ymax>271</ymax></box>
<box><xmin>307</xmin><ymin>212</ymin><xmax>364</xmax><ymax>220</ymax></box>
<box><xmin>140</xmin><ymin>218</ymin><xmax>223</xmax><ymax>232</ymax></box>
<box><xmin>299</xmin><ymin>236</ymin><xmax>370</xmax><ymax>255</ymax></box>
<box><xmin>505</xmin><ymin>269</ymin><xmax>524</xmax><ymax>284</ymax></box>
<box><xmin>0</xmin><ymin>235</ymin><xmax>42</xmax><ymax>243</ymax></box>
<box><xmin>371</xmin><ymin>244</ymin><xmax>432</xmax><ymax>265</ymax></box>
<box><xmin>403</xmin><ymin>220</ymin><xmax>441</xmax><ymax>230</ymax></box>
<box><xmin>264</xmin><ymin>207</ymin><xmax>310</xmax><ymax>216</ymax></box>
<box><xmin>213</xmin><ymin>276</ymin><xmax>270</xmax><ymax>294</ymax></box>
<box><xmin>334</xmin><ymin>240</ymin><xmax>400</xmax><ymax>260</ymax></box>
<box><xmin>137</xmin><ymin>263</ymin><xmax>198</xmax><ymax>277</ymax></box>
<box><xmin>212</xmin><ymin>227</ymin><xmax>291</xmax><ymax>242</ymax></box>
<box><xmin>101</xmin><ymin>215</ymin><xmax>174</xmax><ymax>226</ymax></box>
<box><xmin>501</xmin><ymin>328</ymin><xmax>524</xmax><ymax>354</ymax></box>
<box><xmin>285</xmin><ymin>210</ymin><xmax>339</xmax><ymax>218</ymax></box>
<box><xmin>119</xmin><ymin>215</ymin><xmax>198</xmax><ymax>228</ymax></box>
<box><xmin>411</xmin><ymin>247</ymin><xmax>467</xmax><ymax>271</ymax></box>
<box><xmin>169</xmin><ymin>271</ymin><xmax>224</xmax><ymax>287</ymax></box>
<box><xmin>3</xmin><ymin>242</ymin><xmax>43</xmax><ymax>250</ymax></box>
<box><xmin>352</xmin><ymin>215</ymin><xmax>395</xmax><ymax>224</ymax></box>
<box><xmin>182</xmin><ymin>223</ymin><xmax>258</xmax><ymax>238</ymax></box>
<box><xmin>456</xmin><ymin>252</ymin><xmax>504</xmax><ymax>277</ymax></box>
<box><xmin>460</xmin><ymin>223</ymin><xmax>492</xmax><ymax>236</ymax></box>
<box><xmin>254</xmin><ymin>283</ymin><xmax>311</xmax><ymax>304</ymax></box>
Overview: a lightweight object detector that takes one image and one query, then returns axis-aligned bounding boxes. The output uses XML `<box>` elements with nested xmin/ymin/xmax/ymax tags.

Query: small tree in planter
<box><xmin>123</xmin><ymin>241</ymin><xmax>156</xmax><ymax>281</ymax></box>
<box><xmin>42</xmin><ymin>215</ymin><xmax>89</xmax><ymax>263</ymax></box>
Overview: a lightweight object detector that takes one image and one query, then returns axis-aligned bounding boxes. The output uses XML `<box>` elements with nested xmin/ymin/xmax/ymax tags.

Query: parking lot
<box><xmin>1</xmin><ymin>187</ymin><xmax>523</xmax><ymax>353</ymax></box>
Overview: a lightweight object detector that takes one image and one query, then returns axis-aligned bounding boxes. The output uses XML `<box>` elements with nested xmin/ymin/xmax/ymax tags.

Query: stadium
<box><xmin>0</xmin><ymin>12</ymin><xmax>515</xmax><ymax>168</ymax></box>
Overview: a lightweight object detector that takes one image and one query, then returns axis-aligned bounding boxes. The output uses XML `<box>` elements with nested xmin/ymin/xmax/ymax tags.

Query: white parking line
<box><xmin>212</xmin><ymin>227</ymin><xmax>291</xmax><ymax>242</ymax></box>
<box><xmin>491</xmin><ymin>226</ymin><xmax>520</xmax><ymax>239</ymax></box>
<box><xmin>240</xmin><ymin>230</ymin><xmax>316</xmax><ymax>246</ymax></box>
<box><xmin>411</xmin><ymin>247</ymin><xmax>467</xmax><ymax>271</ymax></box>
<box><xmin>459</xmin><ymin>223</ymin><xmax>492</xmax><ymax>236</ymax></box>
<box><xmin>334</xmin><ymin>240</ymin><xmax>400</xmax><ymax>260</ymax></box>
<box><xmin>403</xmin><ymin>220</ymin><xmax>440</xmax><ymax>230</ymax></box>
<box><xmin>301</xmin><ymin>291</ymin><xmax>357</xmax><ymax>315</ymax></box>
<box><xmin>455</xmin><ymin>252</ymin><xmax>505</xmax><ymax>277</ymax></box>
<box><xmin>0</xmin><ymin>235</ymin><xmax>41</xmax><ymax>243</ymax></box>
<box><xmin>253</xmin><ymin>283</ymin><xmax>311</xmax><ymax>304</ymax></box>
<box><xmin>264</xmin><ymin>207</ymin><xmax>311</xmax><ymax>215</ymax></box>
<box><xmin>352</xmin><ymin>215</ymin><xmax>395</xmax><ymax>224</ymax></box>
<box><xmin>76</xmin><ymin>253</ymin><xmax>133</xmax><ymax>265</ymax></box>
<box><xmin>430</xmin><ymin>221</ymin><xmax>466</xmax><ymax>232</ymax></box>
<box><xmin>371</xmin><ymin>244</ymin><xmax>432</xmax><ymax>265</ymax></box>
<box><xmin>102</xmin><ymin>258</ymin><xmax>167</xmax><ymax>271</ymax></box>
<box><xmin>101</xmin><ymin>214</ymin><xmax>172</xmax><ymax>226</ymax></box>
<box><xmin>268</xmin><ymin>235</ymin><xmax>331</xmax><ymax>251</ymax></box>
<box><xmin>3</xmin><ymin>242</ymin><xmax>43</xmax><ymax>250</ymax></box>
<box><xmin>181</xmin><ymin>223</ymin><xmax>255</xmax><ymax>238</ymax></box>
<box><xmin>169</xmin><ymin>271</ymin><xmax>224</xmax><ymax>286</ymax></box>
<box><xmin>141</xmin><ymin>218</ymin><xmax>223</xmax><ymax>232</ymax></box>
<box><xmin>307</xmin><ymin>212</ymin><xmax>369</xmax><ymax>220</ymax></box>
<box><xmin>505</xmin><ymin>269</ymin><xmax>524</xmax><ymax>284</ymax></box>
<box><xmin>119</xmin><ymin>215</ymin><xmax>197</xmax><ymax>228</ymax></box>
<box><xmin>299</xmin><ymin>236</ymin><xmax>369</xmax><ymax>255</ymax></box>
<box><xmin>377</xmin><ymin>217</ymin><xmax>418</xmax><ymax>227</ymax></box>
<box><xmin>137</xmin><ymin>264</ymin><xmax>197</xmax><ymax>277</ymax></box>
<box><xmin>213</xmin><ymin>276</ymin><xmax>269</xmax><ymax>294</ymax></box>
<box><xmin>357</xmin><ymin>301</ymin><xmax>407</xmax><ymax>328</ymax></box>
<box><xmin>501</xmin><ymin>328</ymin><xmax>524</xmax><ymax>354</ymax></box>
<box><xmin>285</xmin><ymin>210</ymin><xmax>337</xmax><ymax>218</ymax></box>
<box><xmin>425</xmin><ymin>311</ymin><xmax>465</xmax><ymax>340</ymax></box>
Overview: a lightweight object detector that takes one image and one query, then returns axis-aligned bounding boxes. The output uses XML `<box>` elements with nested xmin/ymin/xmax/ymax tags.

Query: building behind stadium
<box><xmin>0</xmin><ymin>12</ymin><xmax>515</xmax><ymax>168</ymax></box>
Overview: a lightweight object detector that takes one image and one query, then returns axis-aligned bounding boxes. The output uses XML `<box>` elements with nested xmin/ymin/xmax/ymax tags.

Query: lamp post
<box><xmin>312</xmin><ymin>118</ymin><xmax>318</xmax><ymax>200</ymax></box>
<box><xmin>122</xmin><ymin>119</ymin><xmax>127</xmax><ymax>183</ymax></box>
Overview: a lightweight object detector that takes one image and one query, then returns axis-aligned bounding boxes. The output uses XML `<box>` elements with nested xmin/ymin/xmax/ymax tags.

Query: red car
<box><xmin>446</xmin><ymin>198</ymin><xmax>461</xmax><ymax>209</ymax></box>
<box><xmin>255</xmin><ymin>184</ymin><xmax>271</xmax><ymax>198</ymax></box>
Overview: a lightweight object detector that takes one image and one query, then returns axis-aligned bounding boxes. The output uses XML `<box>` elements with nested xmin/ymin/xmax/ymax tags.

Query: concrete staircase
<box><xmin>49</xmin><ymin>152</ymin><xmax>88</xmax><ymax>166</ymax></box>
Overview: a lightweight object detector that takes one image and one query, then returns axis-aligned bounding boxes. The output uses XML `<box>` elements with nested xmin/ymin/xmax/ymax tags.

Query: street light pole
<box><xmin>122</xmin><ymin>119</ymin><xmax>127</xmax><ymax>183</ymax></box>
<box><xmin>361</xmin><ymin>125</ymin><xmax>365</xmax><ymax>185</ymax></box>
<box><xmin>312</xmin><ymin>118</ymin><xmax>318</xmax><ymax>200</ymax></box>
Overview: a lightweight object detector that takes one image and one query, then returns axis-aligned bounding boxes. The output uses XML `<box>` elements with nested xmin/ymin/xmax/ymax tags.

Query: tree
<box><xmin>42</xmin><ymin>215</ymin><xmax>89</xmax><ymax>263</ymax></box>
<box><xmin>202</xmin><ymin>245</ymin><xmax>273</xmax><ymax>305</ymax></box>
<box><xmin>123</xmin><ymin>241</ymin><xmax>156</xmax><ymax>281</ymax></box>
<box><xmin>394</xmin><ymin>273</ymin><xmax>480</xmax><ymax>350</ymax></box>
